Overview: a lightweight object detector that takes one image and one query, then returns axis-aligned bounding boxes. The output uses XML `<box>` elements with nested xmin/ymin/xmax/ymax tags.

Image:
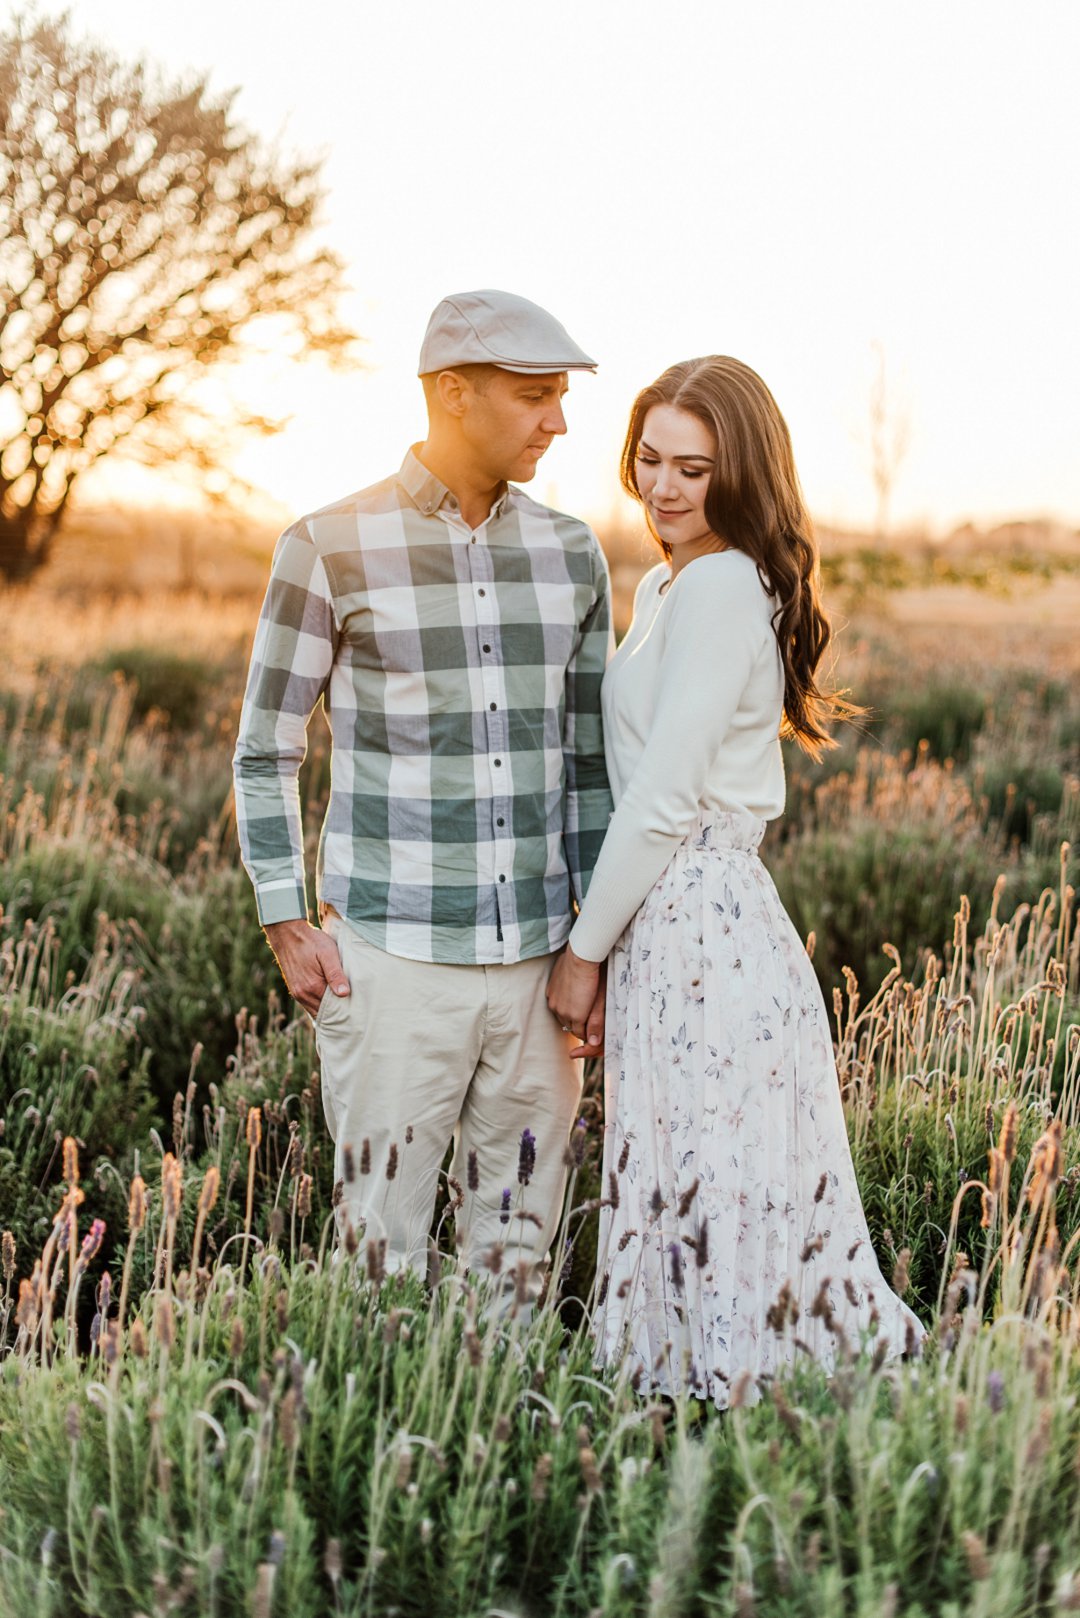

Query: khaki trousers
<box><xmin>313</xmin><ymin>913</ymin><xmax>583</xmax><ymax>1293</ymax></box>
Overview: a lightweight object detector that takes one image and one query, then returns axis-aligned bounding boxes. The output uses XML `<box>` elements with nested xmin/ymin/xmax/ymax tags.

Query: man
<box><xmin>233</xmin><ymin>289</ymin><xmax>613</xmax><ymax>1297</ymax></box>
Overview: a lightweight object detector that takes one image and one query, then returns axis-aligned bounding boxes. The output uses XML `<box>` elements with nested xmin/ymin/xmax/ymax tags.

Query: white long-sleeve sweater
<box><xmin>567</xmin><ymin>549</ymin><xmax>786</xmax><ymax>962</ymax></box>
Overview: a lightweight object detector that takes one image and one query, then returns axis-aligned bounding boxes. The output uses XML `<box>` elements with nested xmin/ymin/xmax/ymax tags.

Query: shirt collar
<box><xmin>397</xmin><ymin>446</ymin><xmax>511</xmax><ymax>522</ymax></box>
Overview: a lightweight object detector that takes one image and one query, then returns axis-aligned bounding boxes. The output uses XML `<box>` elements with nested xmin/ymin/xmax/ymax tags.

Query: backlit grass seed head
<box><xmin>229</xmin><ymin>1316</ymin><xmax>245</xmax><ymax>1358</ymax></box>
<box><xmin>63</xmin><ymin>1136</ymin><xmax>79</xmax><ymax>1186</ymax></box>
<box><xmin>77</xmin><ymin>1219</ymin><xmax>106</xmax><ymax>1269</ymax></box>
<box><xmin>607</xmin><ymin>1171</ymin><xmax>620</xmax><ymax>1210</ymax></box>
<box><xmin>531</xmin><ymin>1453</ymin><xmax>553</xmax><ymax>1502</ymax></box>
<box><xmin>617</xmin><ymin>1137</ymin><xmax>631</xmax><ymax>1175</ymax></box>
<box><xmin>297</xmin><ymin>1174</ymin><xmax>312</xmax><ymax>1218</ymax></box>
<box><xmin>1028</xmin><ymin>1119</ymin><xmax>1064</xmax><ymax>1205</ymax></box>
<box><xmin>577</xmin><ymin>1426</ymin><xmax>601</xmax><ymax>1494</ymax></box>
<box><xmin>278</xmin><ymin>1387</ymin><xmax>299</xmax><ymax>1451</ymax></box>
<box><xmin>677</xmin><ymin>1177</ymin><xmax>699</xmax><ymax>1218</ymax></box>
<box><xmin>366</xmin><ymin>1238</ymin><xmax>386</xmax><ymax>1285</ymax></box>
<box><xmin>161</xmin><ymin>1155</ymin><xmax>182</xmax><ymax>1222</ymax></box>
<box><xmin>130</xmin><ymin>1316</ymin><xmax>148</xmax><ymax>1357</ymax></box>
<box><xmin>15</xmin><ymin>1277</ymin><xmax>37</xmax><ymax>1332</ymax></box>
<box><xmin>343</xmin><ymin>1144</ymin><xmax>355</xmax><ymax>1183</ymax></box>
<box><xmin>246</xmin><ymin>1106</ymin><xmax>262</xmax><ymax>1149</ymax></box>
<box><xmin>155</xmin><ymin>1296</ymin><xmax>175</xmax><ymax>1352</ymax></box>
<box><xmin>360</xmin><ymin>1138</ymin><xmax>371</xmax><ymax>1175</ymax></box>
<box><xmin>467</xmin><ymin>1148</ymin><xmax>479</xmax><ymax>1191</ymax></box>
<box><xmin>197</xmin><ymin>1166</ymin><xmax>220</xmax><ymax>1218</ymax></box>
<box><xmin>765</xmin><ymin>1280</ymin><xmax>799</xmax><ymax>1334</ymax></box>
<box><xmin>2</xmin><ymin>1230</ymin><xmax>14</xmax><ymax>1281</ymax></box>
<box><xmin>385</xmin><ymin>1143</ymin><xmax>398</xmax><ymax>1181</ymax></box>
<box><xmin>287</xmin><ymin>1130</ymin><xmax>303</xmax><ymax>1178</ymax></box>
<box><xmin>892</xmin><ymin>1248</ymin><xmax>911</xmax><ymax>1296</ymax></box>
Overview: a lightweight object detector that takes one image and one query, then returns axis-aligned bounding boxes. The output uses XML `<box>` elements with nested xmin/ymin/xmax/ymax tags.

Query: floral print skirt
<box><xmin>594</xmin><ymin>808</ymin><xmax>923</xmax><ymax>1406</ymax></box>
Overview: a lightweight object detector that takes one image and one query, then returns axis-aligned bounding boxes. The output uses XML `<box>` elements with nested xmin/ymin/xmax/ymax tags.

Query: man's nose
<box><xmin>542</xmin><ymin>400</ymin><xmax>568</xmax><ymax>436</ymax></box>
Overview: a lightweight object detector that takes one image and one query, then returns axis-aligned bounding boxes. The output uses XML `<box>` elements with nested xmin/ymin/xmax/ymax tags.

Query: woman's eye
<box><xmin>681</xmin><ymin>470</ymin><xmax>705</xmax><ymax>480</ymax></box>
<box><xmin>636</xmin><ymin>454</ymin><xmax>659</xmax><ymax>466</ymax></box>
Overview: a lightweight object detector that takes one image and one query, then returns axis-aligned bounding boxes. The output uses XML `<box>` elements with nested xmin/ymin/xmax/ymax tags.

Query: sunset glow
<box><xmin>60</xmin><ymin>0</ymin><xmax>1080</xmax><ymax>534</ymax></box>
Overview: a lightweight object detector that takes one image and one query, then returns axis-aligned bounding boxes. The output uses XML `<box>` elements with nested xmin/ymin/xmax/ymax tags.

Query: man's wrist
<box><xmin>264</xmin><ymin>917</ymin><xmax>311</xmax><ymax>944</ymax></box>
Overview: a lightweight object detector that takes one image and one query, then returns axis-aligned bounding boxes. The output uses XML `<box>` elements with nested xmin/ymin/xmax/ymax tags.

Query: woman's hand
<box><xmin>547</xmin><ymin>944</ymin><xmax>606</xmax><ymax>1057</ymax></box>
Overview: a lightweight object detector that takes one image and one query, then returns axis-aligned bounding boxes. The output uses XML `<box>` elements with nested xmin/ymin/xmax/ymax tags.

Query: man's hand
<box><xmin>547</xmin><ymin>944</ymin><xmax>606</xmax><ymax>1058</ymax></box>
<box><xmin>264</xmin><ymin>918</ymin><xmax>349</xmax><ymax>1018</ymax></box>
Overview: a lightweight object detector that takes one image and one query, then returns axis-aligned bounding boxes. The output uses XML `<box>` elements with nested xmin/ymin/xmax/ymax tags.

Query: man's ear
<box><xmin>434</xmin><ymin>369</ymin><xmax>469</xmax><ymax>418</ymax></box>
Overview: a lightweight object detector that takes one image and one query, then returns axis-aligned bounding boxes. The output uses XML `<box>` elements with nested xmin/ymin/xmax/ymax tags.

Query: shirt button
<box><xmin>497</xmin><ymin>817</ymin><xmax>505</xmax><ymax>827</ymax></box>
<box><xmin>498</xmin><ymin>874</ymin><xmax>506</xmax><ymax>883</ymax></box>
<box><xmin>478</xmin><ymin>588</ymin><xmax>486</xmax><ymax>597</ymax></box>
<box><xmin>482</xmin><ymin>643</ymin><xmax>491</xmax><ymax>653</ymax></box>
<box><xmin>493</xmin><ymin>758</ymin><xmax>502</xmax><ymax>767</ymax></box>
<box><xmin>489</xmin><ymin>702</ymin><xmax>497</xmax><ymax>711</ymax></box>
<box><xmin>470</xmin><ymin>535</ymin><xmax>476</xmax><ymax>544</ymax></box>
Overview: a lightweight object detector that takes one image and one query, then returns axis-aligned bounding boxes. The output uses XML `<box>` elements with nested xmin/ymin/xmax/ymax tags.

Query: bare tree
<box><xmin>865</xmin><ymin>341</ymin><xmax>912</xmax><ymax>544</ymax></box>
<box><xmin>0</xmin><ymin>14</ymin><xmax>358</xmax><ymax>579</ymax></box>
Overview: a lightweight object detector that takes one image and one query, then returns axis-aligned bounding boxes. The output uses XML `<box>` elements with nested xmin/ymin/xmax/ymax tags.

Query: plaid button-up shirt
<box><xmin>233</xmin><ymin>448</ymin><xmax>614</xmax><ymax>965</ymax></box>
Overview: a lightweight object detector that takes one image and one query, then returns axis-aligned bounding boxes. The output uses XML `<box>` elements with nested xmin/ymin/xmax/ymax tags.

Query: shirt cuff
<box><xmin>566</xmin><ymin>916</ymin><xmax>608</xmax><ymax>964</ymax></box>
<box><xmin>255</xmin><ymin>881</ymin><xmax>309</xmax><ymax>926</ymax></box>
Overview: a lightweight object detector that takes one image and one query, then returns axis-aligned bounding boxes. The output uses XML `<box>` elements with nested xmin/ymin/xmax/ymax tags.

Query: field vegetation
<box><xmin>0</xmin><ymin>509</ymin><xmax>1078</xmax><ymax>1615</ymax></box>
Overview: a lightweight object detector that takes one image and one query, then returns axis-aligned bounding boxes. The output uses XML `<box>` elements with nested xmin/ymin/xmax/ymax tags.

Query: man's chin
<box><xmin>509</xmin><ymin>457</ymin><xmax>541</xmax><ymax>484</ymax></box>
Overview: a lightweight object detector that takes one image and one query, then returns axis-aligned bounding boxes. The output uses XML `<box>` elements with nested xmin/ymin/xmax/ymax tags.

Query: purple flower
<box><xmin>986</xmin><ymin>1370</ymin><xmax>1005</xmax><ymax>1413</ymax></box>
<box><xmin>499</xmin><ymin>1188</ymin><xmax>512</xmax><ymax>1225</ymax></box>
<box><xmin>517</xmin><ymin>1128</ymin><xmax>537</xmax><ymax>1186</ymax></box>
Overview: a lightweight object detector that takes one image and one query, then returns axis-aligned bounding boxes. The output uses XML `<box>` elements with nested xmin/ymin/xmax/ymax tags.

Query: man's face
<box><xmin>461</xmin><ymin>369</ymin><xmax>569</xmax><ymax>484</ymax></box>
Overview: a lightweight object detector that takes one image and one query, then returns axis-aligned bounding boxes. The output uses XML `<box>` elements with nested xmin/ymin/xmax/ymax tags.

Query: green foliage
<box><xmin>3</xmin><ymin>611</ymin><xmax>1080</xmax><ymax>1610</ymax></box>
<box><xmin>92</xmin><ymin>647</ymin><xmax>227</xmax><ymax>730</ymax></box>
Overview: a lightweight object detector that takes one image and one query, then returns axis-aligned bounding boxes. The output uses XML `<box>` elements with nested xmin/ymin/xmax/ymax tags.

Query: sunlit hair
<box><xmin>621</xmin><ymin>355</ymin><xmax>855</xmax><ymax>757</ymax></box>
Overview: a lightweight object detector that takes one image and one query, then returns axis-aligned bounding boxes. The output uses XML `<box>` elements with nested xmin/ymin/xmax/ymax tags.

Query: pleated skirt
<box><xmin>594</xmin><ymin>809</ymin><xmax>924</xmax><ymax>1405</ymax></box>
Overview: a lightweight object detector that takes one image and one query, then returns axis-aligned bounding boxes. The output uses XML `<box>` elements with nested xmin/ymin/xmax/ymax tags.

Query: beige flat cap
<box><xmin>418</xmin><ymin>288</ymin><xmax>597</xmax><ymax>376</ymax></box>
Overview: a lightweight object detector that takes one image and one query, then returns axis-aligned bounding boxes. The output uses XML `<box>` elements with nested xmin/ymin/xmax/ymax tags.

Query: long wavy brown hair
<box><xmin>621</xmin><ymin>355</ymin><xmax>854</xmax><ymax>758</ymax></box>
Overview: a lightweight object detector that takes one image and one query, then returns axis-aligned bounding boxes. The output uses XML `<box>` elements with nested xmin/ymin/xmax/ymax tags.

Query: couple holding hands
<box><xmin>233</xmin><ymin>289</ymin><xmax>921</xmax><ymax>1406</ymax></box>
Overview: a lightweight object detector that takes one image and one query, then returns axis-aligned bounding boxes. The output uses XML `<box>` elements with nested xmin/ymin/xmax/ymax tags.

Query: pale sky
<box><xmin>60</xmin><ymin>0</ymin><xmax>1080</xmax><ymax>534</ymax></box>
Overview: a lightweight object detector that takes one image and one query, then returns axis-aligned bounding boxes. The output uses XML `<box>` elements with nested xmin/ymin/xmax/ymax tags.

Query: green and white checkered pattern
<box><xmin>233</xmin><ymin>448</ymin><xmax>614</xmax><ymax>965</ymax></box>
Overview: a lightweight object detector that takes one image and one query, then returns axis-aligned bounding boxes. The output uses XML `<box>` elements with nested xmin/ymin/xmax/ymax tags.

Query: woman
<box><xmin>547</xmin><ymin>356</ymin><xmax>922</xmax><ymax>1405</ymax></box>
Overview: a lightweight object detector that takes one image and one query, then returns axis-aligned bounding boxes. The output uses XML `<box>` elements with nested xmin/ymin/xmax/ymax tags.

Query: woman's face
<box><xmin>634</xmin><ymin>403</ymin><xmax>718</xmax><ymax>556</ymax></box>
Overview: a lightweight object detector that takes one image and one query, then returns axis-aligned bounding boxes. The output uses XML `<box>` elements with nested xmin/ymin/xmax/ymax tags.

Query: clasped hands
<box><xmin>546</xmin><ymin>942</ymin><xmax>606</xmax><ymax>1059</ymax></box>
